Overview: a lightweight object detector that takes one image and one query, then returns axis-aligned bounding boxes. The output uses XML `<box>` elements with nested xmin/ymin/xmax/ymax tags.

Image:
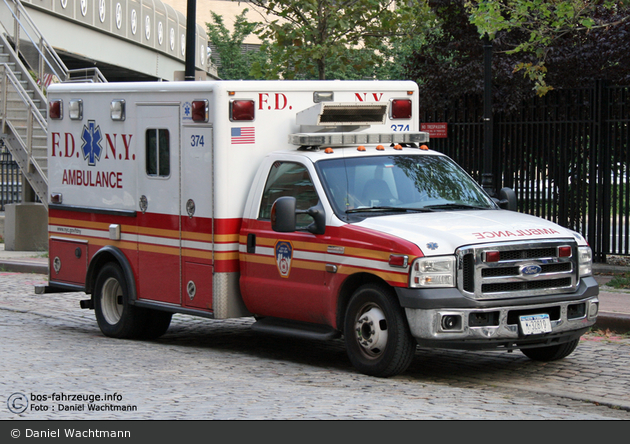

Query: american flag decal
<box><xmin>231</xmin><ymin>127</ymin><xmax>255</xmax><ymax>144</ymax></box>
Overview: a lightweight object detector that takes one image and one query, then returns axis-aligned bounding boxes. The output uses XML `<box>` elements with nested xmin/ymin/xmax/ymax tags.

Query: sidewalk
<box><xmin>0</xmin><ymin>243</ymin><xmax>628</xmax><ymax>333</ymax></box>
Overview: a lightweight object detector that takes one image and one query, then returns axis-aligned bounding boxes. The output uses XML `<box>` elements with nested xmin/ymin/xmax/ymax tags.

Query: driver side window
<box><xmin>259</xmin><ymin>161</ymin><xmax>319</xmax><ymax>228</ymax></box>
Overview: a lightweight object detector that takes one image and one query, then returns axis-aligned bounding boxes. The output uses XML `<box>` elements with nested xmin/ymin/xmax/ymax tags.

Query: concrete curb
<box><xmin>0</xmin><ymin>260</ymin><xmax>48</xmax><ymax>274</ymax></box>
<box><xmin>595</xmin><ymin>313</ymin><xmax>630</xmax><ymax>334</ymax></box>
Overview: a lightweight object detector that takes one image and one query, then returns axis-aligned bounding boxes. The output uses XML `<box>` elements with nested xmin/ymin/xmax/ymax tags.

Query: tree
<box><xmin>206</xmin><ymin>9</ymin><xmax>263</xmax><ymax>80</ymax></box>
<box><xmin>401</xmin><ymin>0</ymin><xmax>630</xmax><ymax>112</ymax></box>
<box><xmin>467</xmin><ymin>0</ymin><xmax>630</xmax><ymax>96</ymax></box>
<box><xmin>403</xmin><ymin>0</ymin><xmax>534</xmax><ymax>112</ymax></box>
<box><xmin>246</xmin><ymin>0</ymin><xmax>423</xmax><ymax>80</ymax></box>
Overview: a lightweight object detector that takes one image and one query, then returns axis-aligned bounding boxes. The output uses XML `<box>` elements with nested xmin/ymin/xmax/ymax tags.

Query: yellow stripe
<box><xmin>336</xmin><ymin>265</ymin><xmax>408</xmax><ymax>285</ymax></box>
<box><xmin>240</xmin><ymin>254</ymin><xmax>327</xmax><ymax>272</ymax></box>
<box><xmin>239</xmin><ymin>253</ymin><xmax>405</xmax><ymax>278</ymax></box>
<box><xmin>240</xmin><ymin>235</ymin><xmax>415</xmax><ymax>262</ymax></box>
<box><xmin>51</xmin><ymin>216</ymin><xmax>241</xmax><ymax>244</ymax></box>
<box><xmin>49</xmin><ymin>217</ymin><xmax>111</xmax><ymax>231</ymax></box>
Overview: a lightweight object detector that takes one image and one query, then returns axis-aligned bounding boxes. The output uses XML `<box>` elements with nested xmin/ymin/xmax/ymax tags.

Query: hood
<box><xmin>354</xmin><ymin>210</ymin><xmax>585</xmax><ymax>256</ymax></box>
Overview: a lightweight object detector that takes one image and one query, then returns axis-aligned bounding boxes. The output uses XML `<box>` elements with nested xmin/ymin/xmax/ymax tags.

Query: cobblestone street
<box><xmin>2</xmin><ymin>272</ymin><xmax>629</xmax><ymax>420</ymax></box>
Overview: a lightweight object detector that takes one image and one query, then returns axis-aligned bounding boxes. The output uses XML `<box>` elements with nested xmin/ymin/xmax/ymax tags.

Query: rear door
<box><xmin>135</xmin><ymin>104</ymin><xmax>181</xmax><ymax>305</ymax></box>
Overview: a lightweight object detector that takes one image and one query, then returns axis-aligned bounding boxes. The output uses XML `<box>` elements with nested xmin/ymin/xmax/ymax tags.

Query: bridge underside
<box><xmin>56</xmin><ymin>49</ymin><xmax>160</xmax><ymax>82</ymax></box>
<box><xmin>18</xmin><ymin>1</ymin><xmax>216</xmax><ymax>83</ymax></box>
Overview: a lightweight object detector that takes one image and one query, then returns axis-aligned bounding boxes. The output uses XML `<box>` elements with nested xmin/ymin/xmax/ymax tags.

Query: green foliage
<box><xmin>466</xmin><ymin>0</ymin><xmax>630</xmax><ymax>96</ymax></box>
<box><xmin>247</xmin><ymin>0</ymin><xmax>429</xmax><ymax>80</ymax></box>
<box><xmin>607</xmin><ymin>272</ymin><xmax>630</xmax><ymax>290</ymax></box>
<box><xmin>206</xmin><ymin>9</ymin><xmax>263</xmax><ymax>80</ymax></box>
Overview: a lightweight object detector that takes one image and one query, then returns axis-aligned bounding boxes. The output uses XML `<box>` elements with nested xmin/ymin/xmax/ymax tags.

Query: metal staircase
<box><xmin>0</xmin><ymin>0</ymin><xmax>106</xmax><ymax>210</ymax></box>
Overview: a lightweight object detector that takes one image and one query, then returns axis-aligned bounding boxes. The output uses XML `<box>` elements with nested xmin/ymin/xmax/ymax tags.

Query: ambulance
<box><xmin>37</xmin><ymin>80</ymin><xmax>599</xmax><ymax>377</ymax></box>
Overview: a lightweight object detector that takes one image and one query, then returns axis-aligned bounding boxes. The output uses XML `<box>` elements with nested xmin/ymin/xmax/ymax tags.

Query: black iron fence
<box><xmin>422</xmin><ymin>81</ymin><xmax>630</xmax><ymax>263</ymax></box>
<box><xmin>0</xmin><ymin>146</ymin><xmax>22</xmax><ymax>211</ymax></box>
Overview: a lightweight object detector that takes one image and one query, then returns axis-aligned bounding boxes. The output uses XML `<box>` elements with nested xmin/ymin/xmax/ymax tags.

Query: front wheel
<box><xmin>344</xmin><ymin>284</ymin><xmax>416</xmax><ymax>377</ymax></box>
<box><xmin>94</xmin><ymin>263</ymin><xmax>147</xmax><ymax>339</ymax></box>
<box><xmin>520</xmin><ymin>338</ymin><xmax>580</xmax><ymax>361</ymax></box>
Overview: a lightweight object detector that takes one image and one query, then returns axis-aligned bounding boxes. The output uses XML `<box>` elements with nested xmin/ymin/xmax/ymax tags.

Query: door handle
<box><xmin>247</xmin><ymin>233</ymin><xmax>256</xmax><ymax>254</ymax></box>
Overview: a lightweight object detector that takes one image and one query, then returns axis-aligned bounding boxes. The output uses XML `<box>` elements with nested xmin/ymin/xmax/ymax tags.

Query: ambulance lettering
<box><xmin>258</xmin><ymin>93</ymin><xmax>292</xmax><ymax>111</ymax></box>
<box><xmin>51</xmin><ymin>131</ymin><xmax>134</xmax><ymax>161</ymax></box>
<box><xmin>51</xmin><ymin>120</ymin><xmax>134</xmax><ymax>190</ymax></box>
<box><xmin>355</xmin><ymin>92</ymin><xmax>384</xmax><ymax>102</ymax></box>
<box><xmin>472</xmin><ymin>228</ymin><xmax>562</xmax><ymax>240</ymax></box>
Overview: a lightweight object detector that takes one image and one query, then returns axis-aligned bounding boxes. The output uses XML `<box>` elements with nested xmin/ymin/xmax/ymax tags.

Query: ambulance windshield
<box><xmin>316</xmin><ymin>154</ymin><xmax>497</xmax><ymax>220</ymax></box>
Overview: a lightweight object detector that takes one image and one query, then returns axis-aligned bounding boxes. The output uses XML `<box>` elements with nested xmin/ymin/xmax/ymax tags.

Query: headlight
<box><xmin>410</xmin><ymin>256</ymin><xmax>456</xmax><ymax>288</ymax></box>
<box><xmin>578</xmin><ymin>246</ymin><xmax>593</xmax><ymax>277</ymax></box>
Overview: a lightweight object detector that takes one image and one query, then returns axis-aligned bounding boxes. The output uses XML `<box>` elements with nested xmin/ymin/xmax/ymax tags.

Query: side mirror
<box><xmin>271</xmin><ymin>196</ymin><xmax>326</xmax><ymax>235</ymax></box>
<box><xmin>497</xmin><ymin>187</ymin><xmax>517</xmax><ymax>211</ymax></box>
<box><xmin>301</xmin><ymin>201</ymin><xmax>326</xmax><ymax>235</ymax></box>
<box><xmin>271</xmin><ymin>196</ymin><xmax>297</xmax><ymax>232</ymax></box>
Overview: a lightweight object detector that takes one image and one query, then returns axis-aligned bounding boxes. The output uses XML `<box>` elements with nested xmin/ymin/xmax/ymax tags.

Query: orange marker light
<box><xmin>375</xmin><ymin>145</ymin><xmax>384</xmax><ymax>151</ymax></box>
<box><xmin>394</xmin><ymin>144</ymin><xmax>403</xmax><ymax>150</ymax></box>
<box><xmin>357</xmin><ymin>145</ymin><xmax>367</xmax><ymax>151</ymax></box>
<box><xmin>325</xmin><ymin>147</ymin><xmax>334</xmax><ymax>154</ymax></box>
<box><xmin>420</xmin><ymin>144</ymin><xmax>429</xmax><ymax>151</ymax></box>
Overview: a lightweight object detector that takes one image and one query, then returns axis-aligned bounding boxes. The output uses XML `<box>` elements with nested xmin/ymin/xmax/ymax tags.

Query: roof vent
<box><xmin>296</xmin><ymin>102</ymin><xmax>388</xmax><ymax>128</ymax></box>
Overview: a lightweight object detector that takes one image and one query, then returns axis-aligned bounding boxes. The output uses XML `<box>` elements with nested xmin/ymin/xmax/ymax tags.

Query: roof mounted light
<box><xmin>110</xmin><ymin>100</ymin><xmax>126</xmax><ymax>121</ymax></box>
<box><xmin>391</xmin><ymin>99</ymin><xmax>412</xmax><ymax>119</ymax></box>
<box><xmin>192</xmin><ymin>99</ymin><xmax>208</xmax><ymax>122</ymax></box>
<box><xmin>49</xmin><ymin>99</ymin><xmax>62</xmax><ymax>120</ymax></box>
<box><xmin>69</xmin><ymin>99</ymin><xmax>83</xmax><ymax>120</ymax></box>
<box><xmin>313</xmin><ymin>91</ymin><xmax>334</xmax><ymax>103</ymax></box>
<box><xmin>288</xmin><ymin>131</ymin><xmax>429</xmax><ymax>147</ymax></box>
<box><xmin>230</xmin><ymin>99</ymin><xmax>255</xmax><ymax>121</ymax></box>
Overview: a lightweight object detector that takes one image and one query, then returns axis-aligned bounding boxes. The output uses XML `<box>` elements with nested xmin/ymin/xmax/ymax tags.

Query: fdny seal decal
<box><xmin>275</xmin><ymin>240</ymin><xmax>293</xmax><ymax>278</ymax></box>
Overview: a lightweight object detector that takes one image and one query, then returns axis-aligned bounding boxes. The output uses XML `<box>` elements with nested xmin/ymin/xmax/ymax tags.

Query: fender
<box><xmin>85</xmin><ymin>246</ymin><xmax>137</xmax><ymax>302</ymax></box>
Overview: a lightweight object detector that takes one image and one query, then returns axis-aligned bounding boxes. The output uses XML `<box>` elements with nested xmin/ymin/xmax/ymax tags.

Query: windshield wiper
<box><xmin>424</xmin><ymin>203</ymin><xmax>490</xmax><ymax>211</ymax></box>
<box><xmin>346</xmin><ymin>206</ymin><xmax>435</xmax><ymax>214</ymax></box>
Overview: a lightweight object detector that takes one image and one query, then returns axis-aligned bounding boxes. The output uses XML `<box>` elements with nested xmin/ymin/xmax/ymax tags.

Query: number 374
<box><xmin>191</xmin><ymin>135</ymin><xmax>205</xmax><ymax>147</ymax></box>
<box><xmin>391</xmin><ymin>124</ymin><xmax>410</xmax><ymax>131</ymax></box>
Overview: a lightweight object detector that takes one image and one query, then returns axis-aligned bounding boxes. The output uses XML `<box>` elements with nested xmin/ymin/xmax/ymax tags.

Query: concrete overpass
<box><xmin>0</xmin><ymin>0</ymin><xmax>218</xmax><ymax>250</ymax></box>
<box><xmin>2</xmin><ymin>0</ymin><xmax>218</xmax><ymax>82</ymax></box>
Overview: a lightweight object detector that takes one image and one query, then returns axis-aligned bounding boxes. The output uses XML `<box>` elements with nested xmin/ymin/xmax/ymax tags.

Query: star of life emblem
<box><xmin>81</xmin><ymin>120</ymin><xmax>103</xmax><ymax>166</ymax></box>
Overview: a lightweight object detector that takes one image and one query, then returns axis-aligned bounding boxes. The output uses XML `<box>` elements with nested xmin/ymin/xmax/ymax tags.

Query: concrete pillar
<box><xmin>3</xmin><ymin>203</ymin><xmax>48</xmax><ymax>251</ymax></box>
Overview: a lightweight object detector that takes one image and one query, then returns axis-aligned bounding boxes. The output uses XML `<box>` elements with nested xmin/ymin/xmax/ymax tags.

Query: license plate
<box><xmin>519</xmin><ymin>314</ymin><xmax>552</xmax><ymax>335</ymax></box>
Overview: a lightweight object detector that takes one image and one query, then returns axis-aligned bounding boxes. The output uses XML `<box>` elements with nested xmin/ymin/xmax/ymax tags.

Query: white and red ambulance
<box><xmin>37</xmin><ymin>80</ymin><xmax>599</xmax><ymax>377</ymax></box>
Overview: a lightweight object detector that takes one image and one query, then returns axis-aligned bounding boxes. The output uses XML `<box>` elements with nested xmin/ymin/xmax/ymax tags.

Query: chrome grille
<box><xmin>457</xmin><ymin>240</ymin><xmax>578</xmax><ymax>300</ymax></box>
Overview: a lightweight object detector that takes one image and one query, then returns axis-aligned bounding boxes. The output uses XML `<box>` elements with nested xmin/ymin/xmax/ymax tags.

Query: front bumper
<box><xmin>396</xmin><ymin>276</ymin><xmax>599</xmax><ymax>350</ymax></box>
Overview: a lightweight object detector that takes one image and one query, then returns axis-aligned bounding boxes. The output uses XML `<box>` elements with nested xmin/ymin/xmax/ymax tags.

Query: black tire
<box><xmin>140</xmin><ymin>310</ymin><xmax>172</xmax><ymax>340</ymax></box>
<box><xmin>344</xmin><ymin>283</ymin><xmax>416</xmax><ymax>377</ymax></box>
<box><xmin>520</xmin><ymin>338</ymin><xmax>580</xmax><ymax>361</ymax></box>
<box><xmin>94</xmin><ymin>263</ymin><xmax>147</xmax><ymax>339</ymax></box>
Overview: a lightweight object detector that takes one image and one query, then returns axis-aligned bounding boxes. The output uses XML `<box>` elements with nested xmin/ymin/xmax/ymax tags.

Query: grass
<box><xmin>607</xmin><ymin>272</ymin><xmax>630</xmax><ymax>290</ymax></box>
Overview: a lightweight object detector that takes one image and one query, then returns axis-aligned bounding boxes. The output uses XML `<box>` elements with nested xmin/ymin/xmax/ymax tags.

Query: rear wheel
<box><xmin>94</xmin><ymin>263</ymin><xmax>147</xmax><ymax>339</ymax></box>
<box><xmin>344</xmin><ymin>284</ymin><xmax>416</xmax><ymax>377</ymax></box>
<box><xmin>520</xmin><ymin>338</ymin><xmax>580</xmax><ymax>361</ymax></box>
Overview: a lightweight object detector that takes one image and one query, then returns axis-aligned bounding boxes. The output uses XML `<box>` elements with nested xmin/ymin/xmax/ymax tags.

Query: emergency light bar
<box><xmin>288</xmin><ymin>131</ymin><xmax>429</xmax><ymax>147</ymax></box>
